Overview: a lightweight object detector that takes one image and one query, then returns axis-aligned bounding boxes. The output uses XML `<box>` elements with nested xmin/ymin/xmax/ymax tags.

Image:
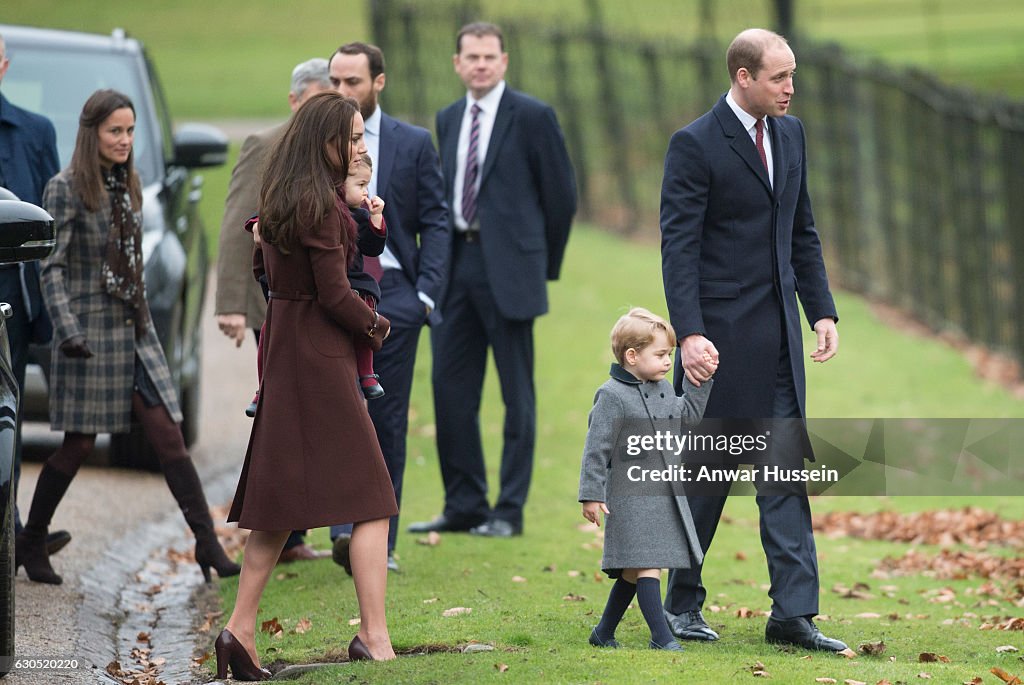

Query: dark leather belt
<box><xmin>457</xmin><ymin>229</ymin><xmax>480</xmax><ymax>243</ymax></box>
<box><xmin>268</xmin><ymin>290</ymin><xmax>314</xmax><ymax>301</ymax></box>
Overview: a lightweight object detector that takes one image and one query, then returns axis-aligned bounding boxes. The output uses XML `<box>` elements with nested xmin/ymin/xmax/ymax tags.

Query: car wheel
<box><xmin>0</xmin><ymin>482</ymin><xmax>15</xmax><ymax>677</ymax></box>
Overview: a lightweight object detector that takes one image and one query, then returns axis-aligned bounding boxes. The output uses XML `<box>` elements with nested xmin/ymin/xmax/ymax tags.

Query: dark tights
<box><xmin>47</xmin><ymin>392</ymin><xmax>188</xmax><ymax>477</ymax></box>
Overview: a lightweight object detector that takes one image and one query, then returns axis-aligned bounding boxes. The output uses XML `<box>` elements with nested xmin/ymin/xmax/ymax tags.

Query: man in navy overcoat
<box><xmin>660</xmin><ymin>28</ymin><xmax>845</xmax><ymax>652</ymax></box>
<box><xmin>0</xmin><ymin>34</ymin><xmax>67</xmax><ymax>552</ymax></box>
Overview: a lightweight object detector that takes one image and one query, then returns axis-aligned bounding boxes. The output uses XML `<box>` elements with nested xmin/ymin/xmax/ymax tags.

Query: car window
<box><xmin>1</xmin><ymin>45</ymin><xmax>161</xmax><ymax>185</ymax></box>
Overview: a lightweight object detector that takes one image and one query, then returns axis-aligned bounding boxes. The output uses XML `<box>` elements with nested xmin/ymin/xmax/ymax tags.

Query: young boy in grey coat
<box><xmin>579</xmin><ymin>308</ymin><xmax>715</xmax><ymax>650</ymax></box>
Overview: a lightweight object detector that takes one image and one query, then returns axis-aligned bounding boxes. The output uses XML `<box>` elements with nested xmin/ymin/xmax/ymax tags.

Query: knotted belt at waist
<box><xmin>268</xmin><ymin>290</ymin><xmax>315</xmax><ymax>301</ymax></box>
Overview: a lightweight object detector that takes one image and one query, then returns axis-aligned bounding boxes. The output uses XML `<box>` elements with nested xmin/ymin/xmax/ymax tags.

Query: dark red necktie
<box><xmin>755</xmin><ymin>118</ymin><xmax>768</xmax><ymax>172</ymax></box>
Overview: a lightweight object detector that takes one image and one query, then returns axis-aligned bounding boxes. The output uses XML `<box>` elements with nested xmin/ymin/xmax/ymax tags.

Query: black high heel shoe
<box><xmin>214</xmin><ymin>629</ymin><xmax>271</xmax><ymax>681</ymax></box>
<box><xmin>348</xmin><ymin>635</ymin><xmax>374</xmax><ymax>661</ymax></box>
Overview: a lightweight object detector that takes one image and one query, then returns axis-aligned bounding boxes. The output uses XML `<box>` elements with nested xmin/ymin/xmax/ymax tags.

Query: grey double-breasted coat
<box><xmin>578</xmin><ymin>364</ymin><xmax>712</xmax><ymax>575</ymax></box>
<box><xmin>41</xmin><ymin>169</ymin><xmax>181</xmax><ymax>433</ymax></box>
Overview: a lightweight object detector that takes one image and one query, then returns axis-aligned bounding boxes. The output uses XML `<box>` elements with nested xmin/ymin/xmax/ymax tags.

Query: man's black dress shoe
<box><xmin>765</xmin><ymin>616</ymin><xmax>848</xmax><ymax>652</ymax></box>
<box><xmin>46</xmin><ymin>530</ymin><xmax>72</xmax><ymax>556</ymax></box>
<box><xmin>332</xmin><ymin>534</ymin><xmax>352</xmax><ymax>576</ymax></box>
<box><xmin>667</xmin><ymin>609</ymin><xmax>719</xmax><ymax>641</ymax></box>
<box><xmin>469</xmin><ymin>520</ymin><xmax>521</xmax><ymax>538</ymax></box>
<box><xmin>407</xmin><ymin>514</ymin><xmax>478</xmax><ymax>533</ymax></box>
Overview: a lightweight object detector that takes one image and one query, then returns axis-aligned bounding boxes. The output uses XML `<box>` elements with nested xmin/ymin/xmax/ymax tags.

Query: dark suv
<box><xmin>0</xmin><ymin>24</ymin><xmax>227</xmax><ymax>470</ymax></box>
<box><xmin>0</xmin><ymin>198</ymin><xmax>56</xmax><ymax>677</ymax></box>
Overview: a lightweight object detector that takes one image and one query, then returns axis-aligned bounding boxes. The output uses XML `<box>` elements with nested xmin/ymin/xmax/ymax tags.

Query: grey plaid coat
<box><xmin>41</xmin><ymin>169</ymin><xmax>182</xmax><ymax>433</ymax></box>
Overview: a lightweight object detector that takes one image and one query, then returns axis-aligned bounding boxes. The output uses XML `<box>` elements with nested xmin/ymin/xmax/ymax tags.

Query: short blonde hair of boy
<box><xmin>610</xmin><ymin>308</ymin><xmax>677</xmax><ymax>364</ymax></box>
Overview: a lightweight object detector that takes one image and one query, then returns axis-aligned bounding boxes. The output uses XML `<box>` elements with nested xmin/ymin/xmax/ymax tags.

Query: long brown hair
<box><xmin>70</xmin><ymin>89</ymin><xmax>141</xmax><ymax>212</ymax></box>
<box><xmin>258</xmin><ymin>92</ymin><xmax>359</xmax><ymax>252</ymax></box>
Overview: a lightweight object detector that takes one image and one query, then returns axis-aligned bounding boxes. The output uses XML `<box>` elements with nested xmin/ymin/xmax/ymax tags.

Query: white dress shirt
<box><xmin>726</xmin><ymin>90</ymin><xmax>774</xmax><ymax>188</ymax></box>
<box><xmin>453</xmin><ymin>80</ymin><xmax>506</xmax><ymax>230</ymax></box>
<box><xmin>362</xmin><ymin>106</ymin><xmax>435</xmax><ymax>311</ymax></box>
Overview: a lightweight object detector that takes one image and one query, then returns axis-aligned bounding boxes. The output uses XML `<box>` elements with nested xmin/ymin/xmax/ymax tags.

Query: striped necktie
<box><xmin>461</xmin><ymin>103</ymin><xmax>482</xmax><ymax>225</ymax></box>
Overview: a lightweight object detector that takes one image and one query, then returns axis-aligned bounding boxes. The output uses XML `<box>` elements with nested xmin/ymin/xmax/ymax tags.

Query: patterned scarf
<box><xmin>102</xmin><ymin>166</ymin><xmax>148</xmax><ymax>339</ymax></box>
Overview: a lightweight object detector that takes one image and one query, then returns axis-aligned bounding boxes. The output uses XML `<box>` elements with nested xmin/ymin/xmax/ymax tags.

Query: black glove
<box><xmin>59</xmin><ymin>334</ymin><xmax>93</xmax><ymax>359</ymax></box>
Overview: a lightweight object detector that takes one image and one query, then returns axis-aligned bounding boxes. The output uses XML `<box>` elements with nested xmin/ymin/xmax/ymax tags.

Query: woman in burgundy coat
<box><xmin>215</xmin><ymin>92</ymin><xmax>398</xmax><ymax>680</ymax></box>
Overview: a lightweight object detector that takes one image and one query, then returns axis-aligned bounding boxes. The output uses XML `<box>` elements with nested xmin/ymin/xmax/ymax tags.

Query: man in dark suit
<box><xmin>660</xmin><ymin>28</ymin><xmax>845</xmax><ymax>651</ymax></box>
<box><xmin>408</xmin><ymin>22</ymin><xmax>576</xmax><ymax>538</ymax></box>
<box><xmin>214</xmin><ymin>58</ymin><xmax>333</xmax><ymax>564</ymax></box>
<box><xmin>327</xmin><ymin>42</ymin><xmax>450</xmax><ymax>569</ymax></box>
<box><xmin>0</xmin><ymin>33</ymin><xmax>70</xmax><ymax>556</ymax></box>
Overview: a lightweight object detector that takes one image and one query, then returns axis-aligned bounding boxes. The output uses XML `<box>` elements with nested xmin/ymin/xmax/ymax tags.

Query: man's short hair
<box><xmin>334</xmin><ymin>42</ymin><xmax>386</xmax><ymax>80</ymax></box>
<box><xmin>726</xmin><ymin>28</ymin><xmax>789</xmax><ymax>82</ymax></box>
<box><xmin>456</xmin><ymin>22</ymin><xmax>504</xmax><ymax>54</ymax></box>
<box><xmin>610</xmin><ymin>308</ymin><xmax>677</xmax><ymax>365</ymax></box>
<box><xmin>290</xmin><ymin>58</ymin><xmax>331</xmax><ymax>98</ymax></box>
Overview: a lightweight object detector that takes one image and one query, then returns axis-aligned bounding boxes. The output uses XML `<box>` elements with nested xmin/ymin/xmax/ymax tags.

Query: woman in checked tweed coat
<box><xmin>15</xmin><ymin>89</ymin><xmax>239</xmax><ymax>586</ymax></box>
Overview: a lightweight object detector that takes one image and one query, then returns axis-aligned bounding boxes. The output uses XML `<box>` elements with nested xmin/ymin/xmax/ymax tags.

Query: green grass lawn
<box><xmin>208</xmin><ymin>226</ymin><xmax>1024</xmax><ymax>684</ymax></box>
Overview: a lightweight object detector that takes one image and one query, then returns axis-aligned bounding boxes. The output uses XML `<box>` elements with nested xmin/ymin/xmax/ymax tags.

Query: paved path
<box><xmin>12</xmin><ymin>273</ymin><xmax>257</xmax><ymax>684</ymax></box>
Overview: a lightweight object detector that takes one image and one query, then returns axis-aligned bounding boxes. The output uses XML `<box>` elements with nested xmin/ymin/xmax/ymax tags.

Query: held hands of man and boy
<box><xmin>682</xmin><ymin>317</ymin><xmax>838</xmax><ymax>388</ymax></box>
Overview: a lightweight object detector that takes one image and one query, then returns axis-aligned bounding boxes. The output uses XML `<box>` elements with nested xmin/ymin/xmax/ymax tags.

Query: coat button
<box><xmin>661</xmin><ymin>393</ymin><xmax>665</xmax><ymax>398</ymax></box>
<box><xmin>126</xmin><ymin>318</ymin><xmax>133</xmax><ymax>326</ymax></box>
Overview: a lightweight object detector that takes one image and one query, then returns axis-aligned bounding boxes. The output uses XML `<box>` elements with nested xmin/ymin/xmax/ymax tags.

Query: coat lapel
<box><xmin>713</xmin><ymin>97</ymin><xmax>772</xmax><ymax>196</ymax></box>
<box><xmin>479</xmin><ymin>89</ymin><xmax>515</xmax><ymax>187</ymax></box>
<box><xmin>441</xmin><ymin>102</ymin><xmax>464</xmax><ymax>201</ymax></box>
<box><xmin>769</xmin><ymin>117</ymin><xmax>789</xmax><ymax>200</ymax></box>
<box><xmin>376</xmin><ymin>114</ymin><xmax>399</xmax><ymax>200</ymax></box>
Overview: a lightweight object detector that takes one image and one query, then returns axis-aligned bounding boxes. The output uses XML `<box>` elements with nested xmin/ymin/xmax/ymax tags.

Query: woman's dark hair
<box><xmin>70</xmin><ymin>89</ymin><xmax>141</xmax><ymax>212</ymax></box>
<box><xmin>258</xmin><ymin>92</ymin><xmax>360</xmax><ymax>252</ymax></box>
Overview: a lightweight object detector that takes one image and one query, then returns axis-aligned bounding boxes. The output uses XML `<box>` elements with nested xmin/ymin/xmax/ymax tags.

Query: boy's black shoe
<box><xmin>588</xmin><ymin>628</ymin><xmax>620</xmax><ymax>648</ymax></box>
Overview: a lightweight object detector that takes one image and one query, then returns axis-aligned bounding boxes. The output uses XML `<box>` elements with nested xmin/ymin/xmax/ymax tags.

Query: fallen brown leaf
<box><xmin>193</xmin><ymin>652</ymin><xmax>211</xmax><ymax>666</ymax></box>
<box><xmin>842</xmin><ymin>680</ymin><xmax>866</xmax><ymax>685</ymax></box>
<box><xmin>442</xmin><ymin>607</ymin><xmax>472</xmax><ymax>617</ymax></box>
<box><xmin>1002</xmin><ymin>618</ymin><xmax>1024</xmax><ymax>631</ymax></box>
<box><xmin>963</xmin><ymin>678</ymin><xmax>984</xmax><ymax>685</ymax></box>
<box><xmin>416</xmin><ymin>531</ymin><xmax>442</xmax><ymax>546</ymax></box>
<box><xmin>855</xmin><ymin>613</ymin><xmax>882</xmax><ymax>619</ymax></box>
<box><xmin>293</xmin><ymin>617</ymin><xmax>312</xmax><ymax>634</ymax></box>
<box><xmin>422</xmin><ymin>597</ymin><xmax>439</xmax><ymax>604</ymax></box>
<box><xmin>917</xmin><ymin>674</ymin><xmax>932</xmax><ymax>680</ymax></box>
<box><xmin>991</xmin><ymin>667</ymin><xmax>1024</xmax><ymax>685</ymax></box>
<box><xmin>858</xmin><ymin>640</ymin><xmax>887</xmax><ymax>656</ymax></box>
<box><xmin>838</xmin><ymin>648</ymin><xmax>858</xmax><ymax>659</ymax></box>
<box><xmin>919</xmin><ymin>652</ymin><xmax>951</xmax><ymax>663</ymax></box>
<box><xmin>563</xmin><ymin>593</ymin><xmax>586</xmax><ymax>601</ymax></box>
<box><xmin>495</xmin><ymin>663</ymin><xmax>509</xmax><ymax>673</ymax></box>
<box><xmin>736</xmin><ymin>551</ymin><xmax>748</xmax><ymax>561</ymax></box>
<box><xmin>876</xmin><ymin>680</ymin><xmax>893</xmax><ymax>685</ymax></box>
<box><xmin>543</xmin><ymin>564</ymin><xmax>556</xmax><ymax>572</ymax></box>
<box><xmin>511</xmin><ymin>575</ymin><xmax>527</xmax><ymax>583</ymax></box>
<box><xmin>996</xmin><ymin>645</ymin><xmax>1020</xmax><ymax>653</ymax></box>
<box><xmin>814</xmin><ymin>679</ymin><xmax>836</xmax><ymax>684</ymax></box>
<box><xmin>260</xmin><ymin>617</ymin><xmax>283</xmax><ymax>636</ymax></box>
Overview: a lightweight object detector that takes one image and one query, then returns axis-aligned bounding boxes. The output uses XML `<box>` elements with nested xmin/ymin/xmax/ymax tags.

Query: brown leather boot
<box><xmin>162</xmin><ymin>459</ymin><xmax>241</xmax><ymax>581</ymax></box>
<box><xmin>15</xmin><ymin>464</ymin><xmax>74</xmax><ymax>585</ymax></box>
